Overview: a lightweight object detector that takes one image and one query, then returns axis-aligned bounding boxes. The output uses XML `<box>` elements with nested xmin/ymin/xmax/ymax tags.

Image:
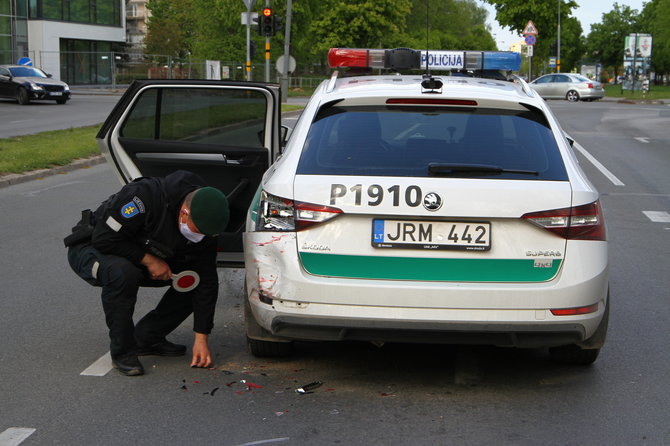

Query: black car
<box><xmin>0</xmin><ymin>65</ymin><xmax>71</xmax><ymax>105</ymax></box>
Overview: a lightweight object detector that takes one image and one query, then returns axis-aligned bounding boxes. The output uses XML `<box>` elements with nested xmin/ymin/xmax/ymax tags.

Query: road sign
<box><xmin>549</xmin><ymin>57</ymin><xmax>556</xmax><ymax>68</ymax></box>
<box><xmin>276</xmin><ymin>55</ymin><xmax>296</xmax><ymax>74</ymax></box>
<box><xmin>524</xmin><ymin>34</ymin><xmax>536</xmax><ymax>46</ymax></box>
<box><xmin>523</xmin><ymin>20</ymin><xmax>538</xmax><ymax>35</ymax></box>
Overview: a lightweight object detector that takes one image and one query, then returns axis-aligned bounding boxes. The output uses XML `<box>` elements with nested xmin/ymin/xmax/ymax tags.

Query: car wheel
<box><xmin>549</xmin><ymin>292</ymin><xmax>609</xmax><ymax>365</ymax></box>
<box><xmin>247</xmin><ymin>337</ymin><xmax>293</xmax><ymax>357</ymax></box>
<box><xmin>566</xmin><ymin>90</ymin><xmax>579</xmax><ymax>102</ymax></box>
<box><xmin>244</xmin><ymin>286</ymin><xmax>293</xmax><ymax>357</ymax></box>
<box><xmin>549</xmin><ymin>344</ymin><xmax>600</xmax><ymax>365</ymax></box>
<box><xmin>56</xmin><ymin>98</ymin><xmax>68</xmax><ymax>105</ymax></box>
<box><xmin>16</xmin><ymin>87</ymin><xmax>30</xmax><ymax>105</ymax></box>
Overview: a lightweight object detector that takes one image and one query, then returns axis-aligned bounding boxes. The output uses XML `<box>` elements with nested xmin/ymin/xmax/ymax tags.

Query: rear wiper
<box><xmin>428</xmin><ymin>163</ymin><xmax>539</xmax><ymax>176</ymax></box>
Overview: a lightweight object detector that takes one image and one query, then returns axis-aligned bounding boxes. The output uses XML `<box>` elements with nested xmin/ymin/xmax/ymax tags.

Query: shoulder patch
<box><xmin>132</xmin><ymin>196</ymin><xmax>145</xmax><ymax>213</ymax></box>
<box><xmin>120</xmin><ymin>201</ymin><xmax>140</xmax><ymax>219</ymax></box>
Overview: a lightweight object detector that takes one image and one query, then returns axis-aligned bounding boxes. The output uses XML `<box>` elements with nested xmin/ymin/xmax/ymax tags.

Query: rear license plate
<box><xmin>372</xmin><ymin>219</ymin><xmax>491</xmax><ymax>251</ymax></box>
<box><xmin>49</xmin><ymin>92</ymin><xmax>63</xmax><ymax>96</ymax></box>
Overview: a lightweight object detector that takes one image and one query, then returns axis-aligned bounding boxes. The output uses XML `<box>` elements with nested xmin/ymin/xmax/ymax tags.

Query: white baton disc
<box><xmin>171</xmin><ymin>270</ymin><xmax>200</xmax><ymax>292</ymax></box>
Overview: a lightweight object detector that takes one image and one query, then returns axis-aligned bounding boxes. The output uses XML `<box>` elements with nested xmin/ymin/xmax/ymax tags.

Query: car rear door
<box><xmin>97</xmin><ymin>79</ymin><xmax>281</xmax><ymax>266</ymax></box>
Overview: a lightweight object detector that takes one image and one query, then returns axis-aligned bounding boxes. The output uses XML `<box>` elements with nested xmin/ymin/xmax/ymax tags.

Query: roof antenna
<box><xmin>421</xmin><ymin>0</ymin><xmax>442</xmax><ymax>92</ymax></box>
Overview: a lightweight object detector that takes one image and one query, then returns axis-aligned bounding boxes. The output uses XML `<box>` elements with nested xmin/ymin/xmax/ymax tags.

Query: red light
<box><xmin>551</xmin><ymin>303</ymin><xmax>599</xmax><ymax>316</ymax></box>
<box><xmin>262</xmin><ymin>7</ymin><xmax>272</xmax><ymax>16</ymax></box>
<box><xmin>328</xmin><ymin>48</ymin><xmax>370</xmax><ymax>68</ymax></box>
<box><xmin>522</xmin><ymin>201</ymin><xmax>606</xmax><ymax>241</ymax></box>
<box><xmin>386</xmin><ymin>98</ymin><xmax>478</xmax><ymax>106</ymax></box>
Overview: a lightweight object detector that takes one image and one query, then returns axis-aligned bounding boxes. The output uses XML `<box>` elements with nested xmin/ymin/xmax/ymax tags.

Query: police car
<box><xmin>97</xmin><ymin>48</ymin><xmax>609</xmax><ymax>365</ymax></box>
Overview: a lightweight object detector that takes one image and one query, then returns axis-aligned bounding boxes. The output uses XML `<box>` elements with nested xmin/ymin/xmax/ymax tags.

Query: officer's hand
<box><xmin>191</xmin><ymin>333</ymin><xmax>213</xmax><ymax>368</ymax></box>
<box><xmin>141</xmin><ymin>253</ymin><xmax>172</xmax><ymax>281</ymax></box>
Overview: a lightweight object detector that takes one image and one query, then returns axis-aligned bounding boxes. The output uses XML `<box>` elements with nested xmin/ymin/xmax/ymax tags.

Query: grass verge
<box><xmin>0</xmin><ymin>103</ymin><xmax>306</xmax><ymax>176</ymax></box>
<box><xmin>603</xmin><ymin>84</ymin><xmax>670</xmax><ymax>100</ymax></box>
<box><xmin>0</xmin><ymin>125</ymin><xmax>101</xmax><ymax>175</ymax></box>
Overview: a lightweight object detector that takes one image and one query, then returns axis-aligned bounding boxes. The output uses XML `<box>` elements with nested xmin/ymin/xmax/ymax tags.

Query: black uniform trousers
<box><xmin>68</xmin><ymin>243</ymin><xmax>193</xmax><ymax>358</ymax></box>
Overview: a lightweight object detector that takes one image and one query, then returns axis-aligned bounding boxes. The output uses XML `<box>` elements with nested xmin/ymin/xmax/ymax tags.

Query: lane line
<box><xmin>634</xmin><ymin>137</ymin><xmax>650</xmax><ymax>143</ymax></box>
<box><xmin>0</xmin><ymin>428</ymin><xmax>36</xmax><ymax>446</ymax></box>
<box><xmin>234</xmin><ymin>438</ymin><xmax>290</xmax><ymax>446</ymax></box>
<box><xmin>572</xmin><ymin>141</ymin><xmax>625</xmax><ymax>186</ymax></box>
<box><xmin>643</xmin><ymin>211</ymin><xmax>670</xmax><ymax>223</ymax></box>
<box><xmin>80</xmin><ymin>351</ymin><xmax>112</xmax><ymax>376</ymax></box>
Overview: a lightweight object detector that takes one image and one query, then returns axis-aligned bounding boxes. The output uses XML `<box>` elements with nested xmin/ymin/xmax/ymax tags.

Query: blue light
<box><xmin>482</xmin><ymin>51</ymin><xmax>521</xmax><ymax>71</ymax></box>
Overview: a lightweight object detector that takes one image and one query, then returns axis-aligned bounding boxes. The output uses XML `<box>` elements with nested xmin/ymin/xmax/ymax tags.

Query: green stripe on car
<box><xmin>299</xmin><ymin>252</ymin><xmax>561</xmax><ymax>282</ymax></box>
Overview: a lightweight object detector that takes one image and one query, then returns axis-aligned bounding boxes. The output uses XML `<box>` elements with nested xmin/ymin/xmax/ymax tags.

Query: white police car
<box><xmin>97</xmin><ymin>48</ymin><xmax>609</xmax><ymax>365</ymax></box>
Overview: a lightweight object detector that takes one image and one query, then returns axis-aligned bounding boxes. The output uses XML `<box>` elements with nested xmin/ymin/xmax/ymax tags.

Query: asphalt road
<box><xmin>0</xmin><ymin>93</ymin><xmax>122</xmax><ymax>138</ymax></box>
<box><xmin>0</xmin><ymin>99</ymin><xmax>669</xmax><ymax>445</ymax></box>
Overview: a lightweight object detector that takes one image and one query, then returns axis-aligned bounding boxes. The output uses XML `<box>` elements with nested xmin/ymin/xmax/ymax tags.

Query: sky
<box><xmin>480</xmin><ymin>0</ymin><xmax>648</xmax><ymax>50</ymax></box>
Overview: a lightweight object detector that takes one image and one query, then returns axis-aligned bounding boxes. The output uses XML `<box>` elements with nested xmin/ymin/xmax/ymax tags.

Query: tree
<box><xmin>638</xmin><ymin>0</ymin><xmax>670</xmax><ymax>80</ymax></box>
<box><xmin>484</xmin><ymin>0</ymin><xmax>579</xmax><ymax>76</ymax></box>
<box><xmin>144</xmin><ymin>0</ymin><xmax>194</xmax><ymax>59</ymax></box>
<box><xmin>308</xmin><ymin>0</ymin><xmax>413</xmax><ymax>56</ymax></box>
<box><xmin>403</xmin><ymin>0</ymin><xmax>496</xmax><ymax>51</ymax></box>
<box><xmin>585</xmin><ymin>3</ymin><xmax>639</xmax><ymax>80</ymax></box>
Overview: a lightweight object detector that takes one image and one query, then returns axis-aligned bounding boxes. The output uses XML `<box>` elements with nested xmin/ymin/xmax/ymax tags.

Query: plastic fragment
<box><xmin>295</xmin><ymin>381</ymin><xmax>323</xmax><ymax>394</ymax></box>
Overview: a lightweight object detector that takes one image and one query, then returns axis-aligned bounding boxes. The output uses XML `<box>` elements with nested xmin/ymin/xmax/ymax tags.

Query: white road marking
<box><xmin>234</xmin><ymin>438</ymin><xmax>290</xmax><ymax>446</ymax></box>
<box><xmin>643</xmin><ymin>211</ymin><xmax>670</xmax><ymax>223</ymax></box>
<box><xmin>80</xmin><ymin>351</ymin><xmax>113</xmax><ymax>376</ymax></box>
<box><xmin>634</xmin><ymin>137</ymin><xmax>650</xmax><ymax>143</ymax></box>
<box><xmin>0</xmin><ymin>428</ymin><xmax>36</xmax><ymax>446</ymax></box>
<box><xmin>571</xmin><ymin>141</ymin><xmax>625</xmax><ymax>186</ymax></box>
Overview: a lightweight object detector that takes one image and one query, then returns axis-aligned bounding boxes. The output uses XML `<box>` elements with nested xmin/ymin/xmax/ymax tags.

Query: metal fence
<box><xmin>11</xmin><ymin>50</ymin><xmax>326</xmax><ymax>88</ymax></box>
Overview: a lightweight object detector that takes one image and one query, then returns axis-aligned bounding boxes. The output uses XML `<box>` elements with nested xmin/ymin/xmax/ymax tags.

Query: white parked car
<box><xmin>98</xmin><ymin>48</ymin><xmax>609</xmax><ymax>365</ymax></box>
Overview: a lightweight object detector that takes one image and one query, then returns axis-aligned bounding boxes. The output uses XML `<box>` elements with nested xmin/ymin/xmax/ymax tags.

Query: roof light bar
<box><xmin>328</xmin><ymin>48</ymin><xmax>521</xmax><ymax>72</ymax></box>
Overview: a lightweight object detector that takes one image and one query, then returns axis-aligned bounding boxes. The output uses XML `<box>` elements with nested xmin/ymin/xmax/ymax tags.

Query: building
<box><xmin>509</xmin><ymin>39</ymin><xmax>526</xmax><ymax>54</ymax></box>
<box><xmin>1</xmin><ymin>0</ymin><xmax>125</xmax><ymax>84</ymax></box>
<box><xmin>126</xmin><ymin>0</ymin><xmax>150</xmax><ymax>57</ymax></box>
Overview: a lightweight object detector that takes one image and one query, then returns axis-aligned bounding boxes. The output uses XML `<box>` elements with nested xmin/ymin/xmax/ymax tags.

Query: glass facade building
<box><xmin>2</xmin><ymin>0</ymin><xmax>123</xmax><ymax>84</ymax></box>
<box><xmin>1</xmin><ymin>0</ymin><xmax>28</xmax><ymax>64</ymax></box>
<box><xmin>28</xmin><ymin>0</ymin><xmax>121</xmax><ymax>26</ymax></box>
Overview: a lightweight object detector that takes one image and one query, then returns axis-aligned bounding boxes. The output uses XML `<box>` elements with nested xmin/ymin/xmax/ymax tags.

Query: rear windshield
<box><xmin>297</xmin><ymin>105</ymin><xmax>568</xmax><ymax>180</ymax></box>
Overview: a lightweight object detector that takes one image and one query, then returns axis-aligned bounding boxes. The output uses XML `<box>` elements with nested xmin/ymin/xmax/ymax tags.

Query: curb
<box><xmin>0</xmin><ymin>155</ymin><xmax>107</xmax><ymax>189</ymax></box>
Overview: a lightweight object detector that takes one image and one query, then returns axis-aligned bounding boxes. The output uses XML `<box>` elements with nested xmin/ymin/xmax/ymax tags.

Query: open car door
<box><xmin>96</xmin><ymin>80</ymin><xmax>281</xmax><ymax>267</ymax></box>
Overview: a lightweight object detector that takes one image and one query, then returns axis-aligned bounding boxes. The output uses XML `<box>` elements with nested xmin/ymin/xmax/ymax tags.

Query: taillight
<box><xmin>551</xmin><ymin>303</ymin><xmax>599</xmax><ymax>316</ymax></box>
<box><xmin>522</xmin><ymin>201</ymin><xmax>606</xmax><ymax>241</ymax></box>
<box><xmin>587</xmin><ymin>83</ymin><xmax>594</xmax><ymax>88</ymax></box>
<box><xmin>256</xmin><ymin>191</ymin><xmax>342</xmax><ymax>232</ymax></box>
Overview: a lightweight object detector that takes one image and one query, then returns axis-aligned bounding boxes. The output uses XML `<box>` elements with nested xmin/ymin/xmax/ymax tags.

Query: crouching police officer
<box><xmin>65</xmin><ymin>170</ymin><xmax>229</xmax><ymax>376</ymax></box>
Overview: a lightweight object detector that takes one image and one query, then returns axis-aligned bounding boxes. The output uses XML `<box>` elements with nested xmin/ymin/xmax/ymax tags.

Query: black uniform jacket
<box><xmin>91</xmin><ymin>170</ymin><xmax>219</xmax><ymax>334</ymax></box>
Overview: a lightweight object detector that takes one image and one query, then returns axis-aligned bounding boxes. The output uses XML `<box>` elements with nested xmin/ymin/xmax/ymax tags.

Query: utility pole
<box><xmin>265</xmin><ymin>0</ymin><xmax>270</xmax><ymax>82</ymax></box>
<box><xmin>280</xmin><ymin>0</ymin><xmax>293</xmax><ymax>102</ymax></box>
<box><xmin>557</xmin><ymin>0</ymin><xmax>561</xmax><ymax>72</ymax></box>
<box><xmin>244</xmin><ymin>0</ymin><xmax>255</xmax><ymax>81</ymax></box>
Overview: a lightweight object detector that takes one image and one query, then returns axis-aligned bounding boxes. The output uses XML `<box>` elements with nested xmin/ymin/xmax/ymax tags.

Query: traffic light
<box><xmin>550</xmin><ymin>40</ymin><xmax>558</xmax><ymax>55</ymax></box>
<box><xmin>260</xmin><ymin>7</ymin><xmax>273</xmax><ymax>37</ymax></box>
<box><xmin>273</xmin><ymin>15</ymin><xmax>283</xmax><ymax>35</ymax></box>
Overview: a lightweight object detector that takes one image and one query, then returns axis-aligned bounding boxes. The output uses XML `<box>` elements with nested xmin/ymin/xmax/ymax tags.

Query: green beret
<box><xmin>189</xmin><ymin>187</ymin><xmax>229</xmax><ymax>236</ymax></box>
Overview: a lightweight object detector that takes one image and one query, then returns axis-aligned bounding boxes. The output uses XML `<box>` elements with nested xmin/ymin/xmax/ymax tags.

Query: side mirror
<box><xmin>46</xmin><ymin>73</ymin><xmax>53</xmax><ymax>78</ymax></box>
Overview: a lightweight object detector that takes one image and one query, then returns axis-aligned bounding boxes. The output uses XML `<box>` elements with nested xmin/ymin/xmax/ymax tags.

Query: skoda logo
<box><xmin>423</xmin><ymin>192</ymin><xmax>443</xmax><ymax>211</ymax></box>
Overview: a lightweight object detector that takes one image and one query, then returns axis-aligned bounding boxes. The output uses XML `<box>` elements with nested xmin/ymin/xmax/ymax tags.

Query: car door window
<box><xmin>555</xmin><ymin>75</ymin><xmax>571</xmax><ymax>83</ymax></box>
<box><xmin>121</xmin><ymin>87</ymin><xmax>267</xmax><ymax>148</ymax></box>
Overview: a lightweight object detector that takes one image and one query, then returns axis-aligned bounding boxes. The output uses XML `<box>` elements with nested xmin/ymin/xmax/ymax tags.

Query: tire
<box><xmin>56</xmin><ymin>98</ymin><xmax>68</xmax><ymax>105</ymax></box>
<box><xmin>549</xmin><ymin>344</ymin><xmax>600</xmax><ymax>365</ymax></box>
<box><xmin>244</xmin><ymin>286</ymin><xmax>293</xmax><ymax>358</ymax></box>
<box><xmin>566</xmin><ymin>90</ymin><xmax>580</xmax><ymax>102</ymax></box>
<box><xmin>16</xmin><ymin>87</ymin><xmax>30</xmax><ymax>105</ymax></box>
<box><xmin>247</xmin><ymin>336</ymin><xmax>293</xmax><ymax>357</ymax></box>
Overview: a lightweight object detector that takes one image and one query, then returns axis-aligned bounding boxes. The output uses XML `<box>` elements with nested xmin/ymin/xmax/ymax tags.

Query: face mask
<box><xmin>179</xmin><ymin>221</ymin><xmax>205</xmax><ymax>243</ymax></box>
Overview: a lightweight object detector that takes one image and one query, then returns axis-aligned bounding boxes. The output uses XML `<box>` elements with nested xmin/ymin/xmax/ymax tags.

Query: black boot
<box><xmin>112</xmin><ymin>353</ymin><xmax>144</xmax><ymax>376</ymax></box>
<box><xmin>137</xmin><ymin>339</ymin><xmax>187</xmax><ymax>357</ymax></box>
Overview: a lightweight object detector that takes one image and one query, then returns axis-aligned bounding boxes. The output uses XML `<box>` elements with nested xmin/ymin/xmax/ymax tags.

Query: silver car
<box><xmin>530</xmin><ymin>73</ymin><xmax>604</xmax><ymax>102</ymax></box>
